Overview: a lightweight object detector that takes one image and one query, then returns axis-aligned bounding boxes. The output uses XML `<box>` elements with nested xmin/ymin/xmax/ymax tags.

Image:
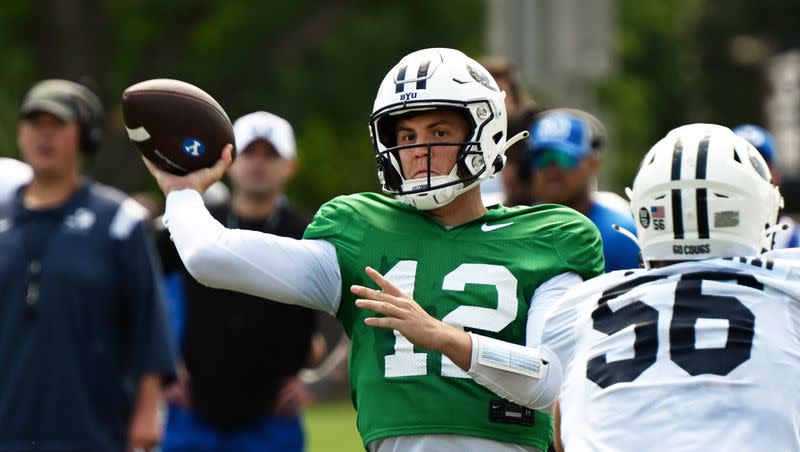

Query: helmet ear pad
<box><xmin>377</xmin><ymin>152</ymin><xmax>403</xmax><ymax>191</ymax></box>
<box><xmin>373</xmin><ymin>114</ymin><xmax>402</xmax><ymax>191</ymax></box>
<box><xmin>453</xmin><ymin>108</ymin><xmax>483</xmax><ymax>180</ymax></box>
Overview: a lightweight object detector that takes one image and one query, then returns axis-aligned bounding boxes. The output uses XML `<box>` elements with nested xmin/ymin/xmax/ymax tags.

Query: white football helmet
<box><xmin>626</xmin><ymin>123</ymin><xmax>783</xmax><ymax>263</ymax></box>
<box><xmin>369</xmin><ymin>48</ymin><xmax>527</xmax><ymax>210</ymax></box>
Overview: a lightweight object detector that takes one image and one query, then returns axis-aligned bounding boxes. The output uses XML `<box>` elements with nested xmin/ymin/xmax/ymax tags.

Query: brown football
<box><xmin>122</xmin><ymin>79</ymin><xmax>235</xmax><ymax>175</ymax></box>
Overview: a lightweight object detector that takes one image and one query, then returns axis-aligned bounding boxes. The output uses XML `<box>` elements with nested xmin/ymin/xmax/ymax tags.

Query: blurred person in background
<box><xmin>479</xmin><ymin>57</ymin><xmax>543</xmax><ymax>206</ymax></box>
<box><xmin>478</xmin><ymin>57</ymin><xmax>534</xmax><ymax>119</ymax></box>
<box><xmin>156</xmin><ymin>111</ymin><xmax>322</xmax><ymax>452</ymax></box>
<box><xmin>528</xmin><ymin>110</ymin><xmax>640</xmax><ymax>272</ymax></box>
<box><xmin>733</xmin><ymin>124</ymin><xmax>800</xmax><ymax>249</ymax></box>
<box><xmin>0</xmin><ymin>157</ymin><xmax>32</xmax><ymax>201</ymax></box>
<box><xmin>0</xmin><ymin>79</ymin><xmax>175</xmax><ymax>451</ymax></box>
<box><xmin>541</xmin><ymin>124</ymin><xmax>798</xmax><ymax>452</ymax></box>
<box><xmin>496</xmin><ymin>107</ymin><xmax>544</xmax><ymax>207</ymax></box>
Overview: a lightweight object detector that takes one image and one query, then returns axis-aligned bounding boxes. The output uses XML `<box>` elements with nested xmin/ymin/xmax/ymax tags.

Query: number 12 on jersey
<box><xmin>382</xmin><ymin>260</ymin><xmax>519</xmax><ymax>379</ymax></box>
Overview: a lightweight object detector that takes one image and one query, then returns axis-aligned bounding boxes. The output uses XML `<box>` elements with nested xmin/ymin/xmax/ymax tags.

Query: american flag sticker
<box><xmin>651</xmin><ymin>206</ymin><xmax>665</xmax><ymax>219</ymax></box>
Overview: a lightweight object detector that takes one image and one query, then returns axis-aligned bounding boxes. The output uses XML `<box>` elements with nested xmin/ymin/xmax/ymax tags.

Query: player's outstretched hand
<box><xmin>352</xmin><ymin>266</ymin><xmax>471</xmax><ymax>369</ymax></box>
<box><xmin>142</xmin><ymin>144</ymin><xmax>233</xmax><ymax>196</ymax></box>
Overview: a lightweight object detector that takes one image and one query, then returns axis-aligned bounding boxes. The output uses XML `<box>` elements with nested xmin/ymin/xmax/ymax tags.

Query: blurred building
<box><xmin>766</xmin><ymin>49</ymin><xmax>800</xmax><ymax>212</ymax></box>
<box><xmin>485</xmin><ymin>0</ymin><xmax>619</xmax><ymax>187</ymax></box>
<box><xmin>486</xmin><ymin>0</ymin><xmax>615</xmax><ymax>106</ymax></box>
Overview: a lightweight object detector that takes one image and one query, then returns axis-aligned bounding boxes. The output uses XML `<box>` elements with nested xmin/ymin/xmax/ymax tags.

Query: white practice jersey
<box><xmin>542</xmin><ymin>249</ymin><xmax>800</xmax><ymax>452</ymax></box>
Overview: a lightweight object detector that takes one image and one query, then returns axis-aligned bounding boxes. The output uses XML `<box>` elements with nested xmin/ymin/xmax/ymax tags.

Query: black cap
<box><xmin>20</xmin><ymin>79</ymin><xmax>101</xmax><ymax>124</ymax></box>
<box><xmin>20</xmin><ymin>79</ymin><xmax>105</xmax><ymax>153</ymax></box>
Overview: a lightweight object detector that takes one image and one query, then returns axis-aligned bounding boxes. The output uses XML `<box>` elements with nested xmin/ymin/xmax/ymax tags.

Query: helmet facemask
<box><xmin>372</xmin><ymin>102</ymin><xmax>500</xmax><ymax>210</ymax></box>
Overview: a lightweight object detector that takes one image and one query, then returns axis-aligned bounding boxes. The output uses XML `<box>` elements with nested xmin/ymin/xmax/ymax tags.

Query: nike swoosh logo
<box><xmin>481</xmin><ymin>222</ymin><xmax>513</xmax><ymax>232</ymax></box>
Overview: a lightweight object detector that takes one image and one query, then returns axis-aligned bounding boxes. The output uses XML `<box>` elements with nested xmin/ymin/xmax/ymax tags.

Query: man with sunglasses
<box><xmin>528</xmin><ymin>111</ymin><xmax>639</xmax><ymax>272</ymax></box>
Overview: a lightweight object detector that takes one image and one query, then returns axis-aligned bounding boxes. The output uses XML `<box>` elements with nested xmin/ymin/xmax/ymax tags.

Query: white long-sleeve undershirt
<box><xmin>164</xmin><ymin>189</ymin><xmax>342</xmax><ymax>315</ymax></box>
<box><xmin>163</xmin><ymin>188</ymin><xmax>582</xmax><ymax>422</ymax></box>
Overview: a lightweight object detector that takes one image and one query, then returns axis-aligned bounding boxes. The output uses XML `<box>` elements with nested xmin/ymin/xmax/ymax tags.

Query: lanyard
<box><xmin>17</xmin><ymin>183</ymin><xmax>87</xmax><ymax>320</ymax></box>
<box><xmin>21</xmin><ymin>213</ymin><xmax>67</xmax><ymax>320</ymax></box>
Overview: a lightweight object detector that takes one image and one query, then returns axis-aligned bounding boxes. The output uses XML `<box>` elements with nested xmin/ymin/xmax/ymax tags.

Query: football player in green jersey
<box><xmin>143</xmin><ymin>48</ymin><xmax>605</xmax><ymax>452</ymax></box>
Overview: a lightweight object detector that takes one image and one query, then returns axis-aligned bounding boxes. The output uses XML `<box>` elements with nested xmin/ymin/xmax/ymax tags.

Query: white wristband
<box><xmin>474</xmin><ymin>333</ymin><xmax>545</xmax><ymax>379</ymax></box>
<box><xmin>467</xmin><ymin>333</ymin><xmax>561</xmax><ymax>411</ymax></box>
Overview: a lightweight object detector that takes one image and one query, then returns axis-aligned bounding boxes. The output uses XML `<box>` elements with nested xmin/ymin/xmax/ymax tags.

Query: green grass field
<box><xmin>303</xmin><ymin>398</ymin><xmax>362</xmax><ymax>452</ymax></box>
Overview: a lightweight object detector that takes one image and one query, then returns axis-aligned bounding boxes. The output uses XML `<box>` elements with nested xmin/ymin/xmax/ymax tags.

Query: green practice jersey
<box><xmin>304</xmin><ymin>193</ymin><xmax>604</xmax><ymax>450</ymax></box>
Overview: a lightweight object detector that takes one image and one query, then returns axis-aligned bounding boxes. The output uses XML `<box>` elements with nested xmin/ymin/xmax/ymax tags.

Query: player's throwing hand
<box><xmin>143</xmin><ymin>145</ymin><xmax>233</xmax><ymax>195</ymax></box>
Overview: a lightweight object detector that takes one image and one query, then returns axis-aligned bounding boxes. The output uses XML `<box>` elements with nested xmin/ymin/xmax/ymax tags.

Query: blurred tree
<box><xmin>4</xmin><ymin>1</ymin><xmax>800</xmax><ymax>206</ymax></box>
<box><xmin>689</xmin><ymin>0</ymin><xmax>800</xmax><ymax>126</ymax></box>
<box><xmin>0</xmin><ymin>0</ymin><xmax>483</xmax><ymax>211</ymax></box>
<box><xmin>596</xmin><ymin>0</ymin><xmax>700</xmax><ymax>190</ymax></box>
<box><xmin>34</xmin><ymin>0</ymin><xmax>105</xmax><ymax>80</ymax></box>
<box><xmin>599</xmin><ymin>0</ymin><xmax>800</xmax><ymax>191</ymax></box>
<box><xmin>0</xmin><ymin>2</ymin><xmax>37</xmax><ymax>153</ymax></box>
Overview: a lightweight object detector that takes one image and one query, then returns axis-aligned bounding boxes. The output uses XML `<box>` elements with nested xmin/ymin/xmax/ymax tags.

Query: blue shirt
<box><xmin>586</xmin><ymin>200</ymin><xmax>640</xmax><ymax>272</ymax></box>
<box><xmin>0</xmin><ymin>181</ymin><xmax>176</xmax><ymax>452</ymax></box>
<box><xmin>788</xmin><ymin>231</ymin><xmax>800</xmax><ymax>248</ymax></box>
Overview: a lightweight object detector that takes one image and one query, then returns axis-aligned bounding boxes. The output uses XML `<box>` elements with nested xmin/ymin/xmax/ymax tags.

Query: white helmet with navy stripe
<box><xmin>369</xmin><ymin>48</ymin><xmax>528</xmax><ymax>210</ymax></box>
<box><xmin>627</xmin><ymin>123</ymin><xmax>783</xmax><ymax>263</ymax></box>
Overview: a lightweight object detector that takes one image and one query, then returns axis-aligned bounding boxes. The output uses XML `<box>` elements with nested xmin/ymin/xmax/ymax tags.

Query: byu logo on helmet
<box><xmin>182</xmin><ymin>138</ymin><xmax>205</xmax><ymax>157</ymax></box>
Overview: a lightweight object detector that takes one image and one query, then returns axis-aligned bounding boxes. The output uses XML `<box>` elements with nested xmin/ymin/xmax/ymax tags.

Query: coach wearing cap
<box><xmin>156</xmin><ymin>111</ymin><xmax>319</xmax><ymax>452</ymax></box>
<box><xmin>528</xmin><ymin>110</ymin><xmax>640</xmax><ymax>271</ymax></box>
<box><xmin>0</xmin><ymin>79</ymin><xmax>176</xmax><ymax>451</ymax></box>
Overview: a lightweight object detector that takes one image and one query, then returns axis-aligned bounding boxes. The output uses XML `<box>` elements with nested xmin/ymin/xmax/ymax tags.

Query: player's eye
<box><xmin>398</xmin><ymin>132</ymin><xmax>416</xmax><ymax>143</ymax></box>
<box><xmin>432</xmin><ymin>129</ymin><xmax>448</xmax><ymax>138</ymax></box>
